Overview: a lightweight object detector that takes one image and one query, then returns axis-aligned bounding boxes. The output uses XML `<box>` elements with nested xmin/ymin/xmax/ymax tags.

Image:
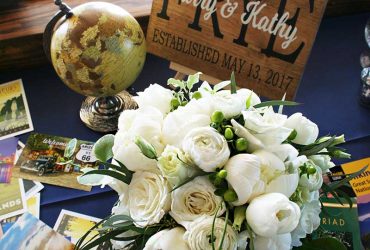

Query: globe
<box><xmin>50</xmin><ymin>2</ymin><xmax>146</xmax><ymax>97</ymax></box>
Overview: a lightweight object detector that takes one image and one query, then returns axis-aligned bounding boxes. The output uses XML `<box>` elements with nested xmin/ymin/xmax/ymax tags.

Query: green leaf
<box><xmin>230</xmin><ymin>71</ymin><xmax>237</xmax><ymax>94</ymax></box>
<box><xmin>218</xmin><ymin>208</ymin><xmax>229</xmax><ymax>250</ymax></box>
<box><xmin>168</xmin><ymin>78</ymin><xmax>185</xmax><ymax>89</ymax></box>
<box><xmin>103</xmin><ymin>214</ymin><xmax>134</xmax><ymax>227</ymax></box>
<box><xmin>93</xmin><ymin>134</ymin><xmax>115</xmax><ymax>162</ymax></box>
<box><xmin>80</xmin><ymin>169</ymin><xmax>132</xmax><ymax>185</ymax></box>
<box><xmin>75</xmin><ymin>215</ymin><xmax>108</xmax><ymax>249</ymax></box>
<box><xmin>64</xmin><ymin>138</ymin><xmax>77</xmax><ymax>158</ymax></box>
<box><xmin>329</xmin><ymin>165</ymin><xmax>368</xmax><ymax>191</ymax></box>
<box><xmin>295</xmin><ymin>237</ymin><xmax>347</xmax><ymax>250</ymax></box>
<box><xmin>245</xmin><ymin>93</ymin><xmax>253</xmax><ymax>109</ymax></box>
<box><xmin>299</xmin><ymin>137</ymin><xmax>336</xmax><ymax>156</ymax></box>
<box><xmin>99</xmin><ymin>160</ymin><xmax>133</xmax><ymax>180</ymax></box>
<box><xmin>253</xmin><ymin>100</ymin><xmax>300</xmax><ymax>109</ymax></box>
<box><xmin>186</xmin><ymin>72</ymin><xmax>201</xmax><ymax>90</ymax></box>
<box><xmin>214</xmin><ymin>81</ymin><xmax>231</xmax><ymax>93</ymax></box>
<box><xmin>81</xmin><ymin>229</ymin><xmax>126</xmax><ymax>250</ymax></box>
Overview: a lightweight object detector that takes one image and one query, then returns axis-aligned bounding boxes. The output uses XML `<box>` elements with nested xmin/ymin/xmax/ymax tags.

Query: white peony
<box><xmin>133</xmin><ymin>84</ymin><xmax>173</xmax><ymax>115</ymax></box>
<box><xmin>253</xmin><ymin>150</ymin><xmax>285</xmax><ymax>183</ymax></box>
<box><xmin>299</xmin><ymin>162</ymin><xmax>323</xmax><ymax>191</ymax></box>
<box><xmin>170</xmin><ymin>176</ymin><xmax>225</xmax><ymax>227</ymax></box>
<box><xmin>308</xmin><ymin>152</ymin><xmax>335</xmax><ymax>172</ymax></box>
<box><xmin>182</xmin><ymin>127</ymin><xmax>230</xmax><ymax>172</ymax></box>
<box><xmin>144</xmin><ymin>227</ymin><xmax>190</xmax><ymax>250</ymax></box>
<box><xmin>266</xmin><ymin>173</ymin><xmax>299</xmax><ymax>198</ymax></box>
<box><xmin>184</xmin><ymin>216</ymin><xmax>237</xmax><ymax>250</ymax></box>
<box><xmin>211</xmin><ymin>90</ymin><xmax>245</xmax><ymax>119</ymax></box>
<box><xmin>291</xmin><ymin>200</ymin><xmax>321</xmax><ymax>247</ymax></box>
<box><xmin>162</xmin><ymin>98</ymin><xmax>213</xmax><ymax>148</ymax></box>
<box><xmin>246</xmin><ymin>193</ymin><xmax>301</xmax><ymax>237</ymax></box>
<box><xmin>266</xmin><ymin>143</ymin><xmax>299</xmax><ymax>162</ymax></box>
<box><xmin>285</xmin><ymin>113</ymin><xmax>319</xmax><ymax>145</ymax></box>
<box><xmin>243</xmin><ymin>108</ymin><xmax>292</xmax><ymax>146</ymax></box>
<box><xmin>128</xmin><ymin>171</ymin><xmax>171</xmax><ymax>227</ymax></box>
<box><xmin>254</xmin><ymin>233</ymin><xmax>292</xmax><ymax>250</ymax></box>
<box><xmin>157</xmin><ymin>145</ymin><xmax>199</xmax><ymax>187</ymax></box>
<box><xmin>224</xmin><ymin>154</ymin><xmax>262</xmax><ymax>205</ymax></box>
<box><xmin>113</xmin><ymin>107</ymin><xmax>164</xmax><ymax>172</ymax></box>
<box><xmin>118</xmin><ymin>106</ymin><xmax>163</xmax><ymax>131</ymax></box>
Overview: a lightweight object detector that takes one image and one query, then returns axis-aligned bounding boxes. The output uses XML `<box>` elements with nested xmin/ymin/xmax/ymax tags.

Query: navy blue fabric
<box><xmin>0</xmin><ymin>13</ymin><xmax>369</xmax><ymax>227</ymax></box>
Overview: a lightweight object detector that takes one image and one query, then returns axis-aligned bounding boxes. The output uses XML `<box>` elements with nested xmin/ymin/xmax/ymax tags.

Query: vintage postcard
<box><xmin>26</xmin><ymin>193</ymin><xmax>40</xmax><ymax>219</ymax></box>
<box><xmin>22</xmin><ymin>179</ymin><xmax>44</xmax><ymax>199</ymax></box>
<box><xmin>0</xmin><ymin>137</ymin><xmax>18</xmax><ymax>183</ymax></box>
<box><xmin>0</xmin><ymin>178</ymin><xmax>27</xmax><ymax>221</ymax></box>
<box><xmin>0</xmin><ymin>79</ymin><xmax>33</xmax><ymax>140</ymax></box>
<box><xmin>15</xmin><ymin>140</ymin><xmax>25</xmax><ymax>162</ymax></box>
<box><xmin>358</xmin><ymin>194</ymin><xmax>370</xmax><ymax>249</ymax></box>
<box><xmin>54</xmin><ymin>209</ymin><xmax>101</xmax><ymax>244</ymax></box>
<box><xmin>14</xmin><ymin>133</ymin><xmax>98</xmax><ymax>191</ymax></box>
<box><xmin>0</xmin><ymin>212</ymin><xmax>74</xmax><ymax>250</ymax></box>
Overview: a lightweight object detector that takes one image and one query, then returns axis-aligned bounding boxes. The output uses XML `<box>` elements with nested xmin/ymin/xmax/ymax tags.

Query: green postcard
<box><xmin>0</xmin><ymin>178</ymin><xmax>27</xmax><ymax>221</ymax></box>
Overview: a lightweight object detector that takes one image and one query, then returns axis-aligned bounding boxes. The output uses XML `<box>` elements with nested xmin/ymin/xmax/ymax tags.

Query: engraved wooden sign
<box><xmin>146</xmin><ymin>0</ymin><xmax>328</xmax><ymax>100</ymax></box>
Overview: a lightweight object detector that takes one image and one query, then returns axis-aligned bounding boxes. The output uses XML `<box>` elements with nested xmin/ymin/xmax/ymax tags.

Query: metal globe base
<box><xmin>80</xmin><ymin>91</ymin><xmax>137</xmax><ymax>133</ymax></box>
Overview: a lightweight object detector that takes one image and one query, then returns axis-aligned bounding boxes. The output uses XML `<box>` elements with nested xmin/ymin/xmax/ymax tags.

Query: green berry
<box><xmin>236</xmin><ymin>138</ymin><xmax>248</xmax><ymax>152</ymax></box>
<box><xmin>224</xmin><ymin>189</ymin><xmax>238</xmax><ymax>202</ymax></box>
<box><xmin>307</xmin><ymin>165</ymin><xmax>317</xmax><ymax>175</ymax></box>
<box><xmin>181</xmin><ymin>101</ymin><xmax>188</xmax><ymax>106</ymax></box>
<box><xmin>170</xmin><ymin>98</ymin><xmax>180</xmax><ymax>110</ymax></box>
<box><xmin>192</xmin><ymin>91</ymin><xmax>202</xmax><ymax>100</ymax></box>
<box><xmin>288</xmin><ymin>129</ymin><xmax>297</xmax><ymax>141</ymax></box>
<box><xmin>217</xmin><ymin>170</ymin><xmax>227</xmax><ymax>179</ymax></box>
<box><xmin>224</xmin><ymin>128</ymin><xmax>234</xmax><ymax>140</ymax></box>
<box><xmin>211</xmin><ymin>111</ymin><xmax>224</xmax><ymax>123</ymax></box>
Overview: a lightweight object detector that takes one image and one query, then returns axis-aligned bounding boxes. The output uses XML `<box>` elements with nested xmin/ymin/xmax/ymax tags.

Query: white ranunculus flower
<box><xmin>211</xmin><ymin>90</ymin><xmax>244</xmax><ymax>119</ymax></box>
<box><xmin>308</xmin><ymin>152</ymin><xmax>335</xmax><ymax>172</ymax></box>
<box><xmin>113</xmin><ymin>107</ymin><xmax>164</xmax><ymax>172</ymax></box>
<box><xmin>291</xmin><ymin>200</ymin><xmax>321</xmax><ymax>247</ymax></box>
<box><xmin>246</xmin><ymin>193</ymin><xmax>301</xmax><ymax>237</ymax></box>
<box><xmin>184</xmin><ymin>216</ymin><xmax>238</xmax><ymax>250</ymax></box>
<box><xmin>144</xmin><ymin>227</ymin><xmax>190</xmax><ymax>250</ymax></box>
<box><xmin>224</xmin><ymin>154</ymin><xmax>262</xmax><ymax>206</ymax></box>
<box><xmin>170</xmin><ymin>176</ymin><xmax>225</xmax><ymax>227</ymax></box>
<box><xmin>182</xmin><ymin>127</ymin><xmax>230</xmax><ymax>172</ymax></box>
<box><xmin>236</xmin><ymin>88</ymin><xmax>261</xmax><ymax>108</ymax></box>
<box><xmin>162</xmin><ymin>98</ymin><xmax>213</xmax><ymax>147</ymax></box>
<box><xmin>243</xmin><ymin>108</ymin><xmax>293</xmax><ymax>146</ymax></box>
<box><xmin>254</xmin><ymin>233</ymin><xmax>292</xmax><ymax>250</ymax></box>
<box><xmin>253</xmin><ymin>150</ymin><xmax>285</xmax><ymax>183</ymax></box>
<box><xmin>285</xmin><ymin>113</ymin><xmax>319</xmax><ymax>145</ymax></box>
<box><xmin>158</xmin><ymin>145</ymin><xmax>199</xmax><ymax>187</ymax></box>
<box><xmin>266</xmin><ymin>173</ymin><xmax>299</xmax><ymax>198</ymax></box>
<box><xmin>134</xmin><ymin>84</ymin><xmax>173</xmax><ymax>115</ymax></box>
<box><xmin>299</xmin><ymin>162</ymin><xmax>323</xmax><ymax>191</ymax></box>
<box><xmin>231</xmin><ymin>119</ymin><xmax>264</xmax><ymax>152</ymax></box>
<box><xmin>128</xmin><ymin>171</ymin><xmax>171</xmax><ymax>227</ymax></box>
<box><xmin>285</xmin><ymin>155</ymin><xmax>308</xmax><ymax>172</ymax></box>
<box><xmin>266</xmin><ymin>144</ymin><xmax>299</xmax><ymax>162</ymax></box>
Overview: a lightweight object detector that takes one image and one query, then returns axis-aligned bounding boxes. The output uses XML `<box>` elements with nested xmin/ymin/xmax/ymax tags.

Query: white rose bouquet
<box><xmin>76</xmin><ymin>73</ymin><xmax>366</xmax><ymax>250</ymax></box>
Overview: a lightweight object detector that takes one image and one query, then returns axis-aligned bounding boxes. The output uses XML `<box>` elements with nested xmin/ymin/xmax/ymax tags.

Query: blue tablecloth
<box><xmin>0</xmin><ymin>12</ymin><xmax>369</xmax><ymax>227</ymax></box>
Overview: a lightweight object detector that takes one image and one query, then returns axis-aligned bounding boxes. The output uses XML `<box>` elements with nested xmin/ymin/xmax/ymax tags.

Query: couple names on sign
<box><xmin>147</xmin><ymin>0</ymin><xmax>327</xmax><ymax>100</ymax></box>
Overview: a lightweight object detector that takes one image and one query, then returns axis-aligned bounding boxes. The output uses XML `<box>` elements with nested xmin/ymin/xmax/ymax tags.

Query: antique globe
<box><xmin>44</xmin><ymin>1</ymin><xmax>146</xmax><ymax>132</ymax></box>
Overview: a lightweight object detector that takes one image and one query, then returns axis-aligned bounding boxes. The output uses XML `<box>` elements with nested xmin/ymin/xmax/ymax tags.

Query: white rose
<box><xmin>184</xmin><ymin>216</ymin><xmax>237</xmax><ymax>250</ymax></box>
<box><xmin>285</xmin><ymin>113</ymin><xmax>319</xmax><ymax>145</ymax></box>
<box><xmin>113</xmin><ymin>107</ymin><xmax>164</xmax><ymax>172</ymax></box>
<box><xmin>128</xmin><ymin>171</ymin><xmax>171</xmax><ymax>227</ymax></box>
<box><xmin>182</xmin><ymin>127</ymin><xmax>230</xmax><ymax>172</ymax></box>
<box><xmin>231</xmin><ymin>119</ymin><xmax>264</xmax><ymax>152</ymax></box>
<box><xmin>308</xmin><ymin>152</ymin><xmax>335</xmax><ymax>172</ymax></box>
<box><xmin>299</xmin><ymin>162</ymin><xmax>323</xmax><ymax>191</ymax></box>
<box><xmin>224</xmin><ymin>154</ymin><xmax>262</xmax><ymax>205</ymax></box>
<box><xmin>291</xmin><ymin>200</ymin><xmax>321</xmax><ymax>247</ymax></box>
<box><xmin>246</xmin><ymin>193</ymin><xmax>301</xmax><ymax>237</ymax></box>
<box><xmin>254</xmin><ymin>233</ymin><xmax>292</xmax><ymax>250</ymax></box>
<box><xmin>170</xmin><ymin>176</ymin><xmax>225</xmax><ymax>227</ymax></box>
<box><xmin>134</xmin><ymin>84</ymin><xmax>173</xmax><ymax>115</ymax></box>
<box><xmin>253</xmin><ymin>150</ymin><xmax>285</xmax><ymax>183</ymax></box>
<box><xmin>243</xmin><ymin>108</ymin><xmax>293</xmax><ymax>145</ymax></box>
<box><xmin>118</xmin><ymin>106</ymin><xmax>163</xmax><ymax>131</ymax></box>
<box><xmin>266</xmin><ymin>173</ymin><xmax>299</xmax><ymax>198</ymax></box>
<box><xmin>211</xmin><ymin>90</ymin><xmax>244</xmax><ymax>119</ymax></box>
<box><xmin>144</xmin><ymin>227</ymin><xmax>190</xmax><ymax>250</ymax></box>
<box><xmin>162</xmin><ymin>98</ymin><xmax>213</xmax><ymax>147</ymax></box>
<box><xmin>266</xmin><ymin>144</ymin><xmax>299</xmax><ymax>162</ymax></box>
<box><xmin>158</xmin><ymin>145</ymin><xmax>199</xmax><ymax>187</ymax></box>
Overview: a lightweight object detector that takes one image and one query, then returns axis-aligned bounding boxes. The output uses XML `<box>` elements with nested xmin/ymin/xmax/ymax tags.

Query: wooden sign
<box><xmin>146</xmin><ymin>0</ymin><xmax>328</xmax><ymax>100</ymax></box>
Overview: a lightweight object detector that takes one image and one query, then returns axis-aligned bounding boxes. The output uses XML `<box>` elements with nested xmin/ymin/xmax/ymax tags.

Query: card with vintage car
<box><xmin>0</xmin><ymin>178</ymin><xmax>27</xmax><ymax>221</ymax></box>
<box><xmin>54</xmin><ymin>209</ymin><xmax>101</xmax><ymax>245</ymax></box>
<box><xmin>13</xmin><ymin>133</ymin><xmax>98</xmax><ymax>191</ymax></box>
<box><xmin>0</xmin><ymin>137</ymin><xmax>18</xmax><ymax>183</ymax></box>
<box><xmin>0</xmin><ymin>212</ymin><xmax>74</xmax><ymax>250</ymax></box>
<box><xmin>0</xmin><ymin>79</ymin><xmax>33</xmax><ymax>140</ymax></box>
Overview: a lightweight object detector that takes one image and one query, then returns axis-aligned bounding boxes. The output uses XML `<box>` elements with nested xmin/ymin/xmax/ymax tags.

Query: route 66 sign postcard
<box><xmin>13</xmin><ymin>133</ymin><xmax>98</xmax><ymax>191</ymax></box>
<box><xmin>0</xmin><ymin>79</ymin><xmax>33</xmax><ymax>140</ymax></box>
<box><xmin>147</xmin><ymin>0</ymin><xmax>328</xmax><ymax>100</ymax></box>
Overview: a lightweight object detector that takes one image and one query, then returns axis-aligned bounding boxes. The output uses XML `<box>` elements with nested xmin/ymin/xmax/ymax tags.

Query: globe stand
<box><xmin>80</xmin><ymin>91</ymin><xmax>137</xmax><ymax>133</ymax></box>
